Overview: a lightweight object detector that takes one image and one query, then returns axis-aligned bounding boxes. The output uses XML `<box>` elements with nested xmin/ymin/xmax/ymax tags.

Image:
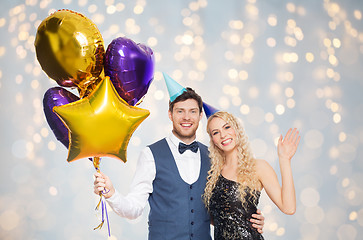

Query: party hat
<box><xmin>163</xmin><ymin>72</ymin><xmax>186</xmax><ymax>102</ymax></box>
<box><xmin>203</xmin><ymin>102</ymin><xmax>220</xmax><ymax>119</ymax></box>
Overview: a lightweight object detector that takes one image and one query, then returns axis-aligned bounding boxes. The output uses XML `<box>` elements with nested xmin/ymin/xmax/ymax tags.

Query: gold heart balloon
<box><xmin>35</xmin><ymin>9</ymin><xmax>105</xmax><ymax>90</ymax></box>
<box><xmin>53</xmin><ymin>76</ymin><xmax>150</xmax><ymax>163</ymax></box>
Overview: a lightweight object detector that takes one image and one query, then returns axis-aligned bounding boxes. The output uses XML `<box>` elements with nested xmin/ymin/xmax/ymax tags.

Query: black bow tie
<box><xmin>178</xmin><ymin>142</ymin><xmax>199</xmax><ymax>154</ymax></box>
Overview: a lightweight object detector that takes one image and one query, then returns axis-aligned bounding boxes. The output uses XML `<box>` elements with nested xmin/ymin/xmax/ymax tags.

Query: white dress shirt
<box><xmin>106</xmin><ymin>133</ymin><xmax>202</xmax><ymax>219</ymax></box>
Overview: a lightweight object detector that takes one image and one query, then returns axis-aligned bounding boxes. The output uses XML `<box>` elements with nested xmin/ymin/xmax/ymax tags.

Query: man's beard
<box><xmin>173</xmin><ymin>127</ymin><xmax>196</xmax><ymax>140</ymax></box>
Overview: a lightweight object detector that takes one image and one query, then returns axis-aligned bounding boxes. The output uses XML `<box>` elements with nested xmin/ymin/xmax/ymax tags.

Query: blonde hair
<box><xmin>203</xmin><ymin>111</ymin><xmax>261</xmax><ymax>210</ymax></box>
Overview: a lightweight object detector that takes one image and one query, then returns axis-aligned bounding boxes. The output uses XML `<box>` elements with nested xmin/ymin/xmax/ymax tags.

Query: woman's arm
<box><xmin>256</xmin><ymin>128</ymin><xmax>300</xmax><ymax>215</ymax></box>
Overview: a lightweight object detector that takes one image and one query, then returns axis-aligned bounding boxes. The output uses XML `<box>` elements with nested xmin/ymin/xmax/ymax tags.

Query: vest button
<box><xmin>190</xmin><ymin>197</ymin><xmax>193</xmax><ymax>200</ymax></box>
<box><xmin>190</xmin><ymin>185</ymin><xmax>193</xmax><ymax>189</ymax></box>
<box><xmin>191</xmin><ymin>221</ymin><xmax>194</xmax><ymax>225</ymax></box>
<box><xmin>191</xmin><ymin>233</ymin><xmax>194</xmax><ymax>237</ymax></box>
<box><xmin>191</xmin><ymin>209</ymin><xmax>194</xmax><ymax>213</ymax></box>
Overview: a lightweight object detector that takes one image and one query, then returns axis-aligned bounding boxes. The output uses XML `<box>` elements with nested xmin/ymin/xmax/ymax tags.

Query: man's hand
<box><xmin>93</xmin><ymin>172</ymin><xmax>115</xmax><ymax>199</ymax></box>
<box><xmin>250</xmin><ymin>209</ymin><xmax>265</xmax><ymax>233</ymax></box>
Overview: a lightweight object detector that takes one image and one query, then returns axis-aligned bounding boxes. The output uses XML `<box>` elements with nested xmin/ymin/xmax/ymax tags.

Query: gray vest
<box><xmin>148</xmin><ymin>138</ymin><xmax>211</xmax><ymax>240</ymax></box>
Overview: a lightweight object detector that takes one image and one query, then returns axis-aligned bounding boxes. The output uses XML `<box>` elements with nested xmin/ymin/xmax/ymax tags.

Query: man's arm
<box><xmin>93</xmin><ymin>147</ymin><xmax>156</xmax><ymax>219</ymax></box>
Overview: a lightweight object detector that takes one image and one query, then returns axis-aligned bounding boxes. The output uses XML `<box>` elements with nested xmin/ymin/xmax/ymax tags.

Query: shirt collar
<box><xmin>168</xmin><ymin>132</ymin><xmax>197</xmax><ymax>148</ymax></box>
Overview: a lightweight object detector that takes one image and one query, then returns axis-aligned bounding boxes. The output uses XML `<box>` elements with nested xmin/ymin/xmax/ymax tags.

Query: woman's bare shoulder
<box><xmin>255</xmin><ymin>158</ymin><xmax>273</xmax><ymax>174</ymax></box>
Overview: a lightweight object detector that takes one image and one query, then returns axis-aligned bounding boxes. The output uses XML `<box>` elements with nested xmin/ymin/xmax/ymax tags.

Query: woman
<box><xmin>203</xmin><ymin>111</ymin><xmax>300</xmax><ymax>240</ymax></box>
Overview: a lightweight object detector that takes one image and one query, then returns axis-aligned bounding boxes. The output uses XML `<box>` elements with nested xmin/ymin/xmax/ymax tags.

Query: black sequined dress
<box><xmin>209</xmin><ymin>175</ymin><xmax>264</xmax><ymax>240</ymax></box>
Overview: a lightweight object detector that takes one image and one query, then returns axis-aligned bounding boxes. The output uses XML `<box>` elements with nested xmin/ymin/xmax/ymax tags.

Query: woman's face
<box><xmin>208</xmin><ymin>116</ymin><xmax>237</xmax><ymax>154</ymax></box>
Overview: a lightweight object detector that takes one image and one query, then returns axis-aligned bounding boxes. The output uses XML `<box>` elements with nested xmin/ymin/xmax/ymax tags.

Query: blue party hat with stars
<box><xmin>163</xmin><ymin>72</ymin><xmax>187</xmax><ymax>102</ymax></box>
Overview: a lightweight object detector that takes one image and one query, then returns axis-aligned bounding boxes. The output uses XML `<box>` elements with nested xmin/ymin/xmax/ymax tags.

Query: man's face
<box><xmin>168</xmin><ymin>98</ymin><xmax>203</xmax><ymax>144</ymax></box>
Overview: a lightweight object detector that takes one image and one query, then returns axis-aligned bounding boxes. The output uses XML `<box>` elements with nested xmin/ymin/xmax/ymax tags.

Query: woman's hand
<box><xmin>277</xmin><ymin>128</ymin><xmax>301</xmax><ymax>162</ymax></box>
<box><xmin>93</xmin><ymin>172</ymin><xmax>115</xmax><ymax>198</ymax></box>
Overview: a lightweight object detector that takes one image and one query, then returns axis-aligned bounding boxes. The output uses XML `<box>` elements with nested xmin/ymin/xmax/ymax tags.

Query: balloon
<box><xmin>35</xmin><ymin>9</ymin><xmax>105</xmax><ymax>89</ymax></box>
<box><xmin>104</xmin><ymin>37</ymin><xmax>155</xmax><ymax>106</ymax></box>
<box><xmin>53</xmin><ymin>76</ymin><xmax>150</xmax><ymax>163</ymax></box>
<box><xmin>43</xmin><ymin>87</ymin><xmax>80</xmax><ymax>148</ymax></box>
<box><xmin>77</xmin><ymin>75</ymin><xmax>103</xmax><ymax>99</ymax></box>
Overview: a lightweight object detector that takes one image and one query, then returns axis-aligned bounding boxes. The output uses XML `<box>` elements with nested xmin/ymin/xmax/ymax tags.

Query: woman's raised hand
<box><xmin>277</xmin><ymin>128</ymin><xmax>301</xmax><ymax>162</ymax></box>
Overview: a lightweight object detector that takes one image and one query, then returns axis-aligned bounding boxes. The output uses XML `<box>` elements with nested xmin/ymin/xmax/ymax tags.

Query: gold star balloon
<box><xmin>53</xmin><ymin>76</ymin><xmax>150</xmax><ymax>163</ymax></box>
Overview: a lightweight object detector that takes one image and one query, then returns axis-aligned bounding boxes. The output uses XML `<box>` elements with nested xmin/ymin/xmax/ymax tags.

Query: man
<box><xmin>94</xmin><ymin>83</ymin><xmax>264</xmax><ymax>239</ymax></box>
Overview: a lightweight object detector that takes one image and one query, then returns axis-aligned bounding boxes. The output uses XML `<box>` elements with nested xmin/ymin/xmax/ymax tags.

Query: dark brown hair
<box><xmin>169</xmin><ymin>87</ymin><xmax>203</xmax><ymax>113</ymax></box>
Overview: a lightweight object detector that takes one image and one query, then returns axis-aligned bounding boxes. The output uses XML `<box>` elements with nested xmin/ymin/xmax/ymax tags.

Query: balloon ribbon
<box><xmin>92</xmin><ymin>157</ymin><xmax>111</xmax><ymax>237</ymax></box>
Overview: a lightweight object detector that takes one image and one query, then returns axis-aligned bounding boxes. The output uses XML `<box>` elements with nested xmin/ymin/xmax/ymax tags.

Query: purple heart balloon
<box><xmin>43</xmin><ymin>87</ymin><xmax>79</xmax><ymax>148</ymax></box>
<box><xmin>105</xmin><ymin>37</ymin><xmax>155</xmax><ymax>106</ymax></box>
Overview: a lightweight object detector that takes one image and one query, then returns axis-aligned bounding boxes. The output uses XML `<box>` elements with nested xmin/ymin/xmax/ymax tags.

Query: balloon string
<box><xmin>92</xmin><ymin>157</ymin><xmax>111</xmax><ymax>237</ymax></box>
<box><xmin>104</xmin><ymin>198</ymin><xmax>111</xmax><ymax>236</ymax></box>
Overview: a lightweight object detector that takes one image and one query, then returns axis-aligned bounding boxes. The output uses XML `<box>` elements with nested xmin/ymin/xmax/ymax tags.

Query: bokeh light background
<box><xmin>1</xmin><ymin>0</ymin><xmax>363</xmax><ymax>239</ymax></box>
